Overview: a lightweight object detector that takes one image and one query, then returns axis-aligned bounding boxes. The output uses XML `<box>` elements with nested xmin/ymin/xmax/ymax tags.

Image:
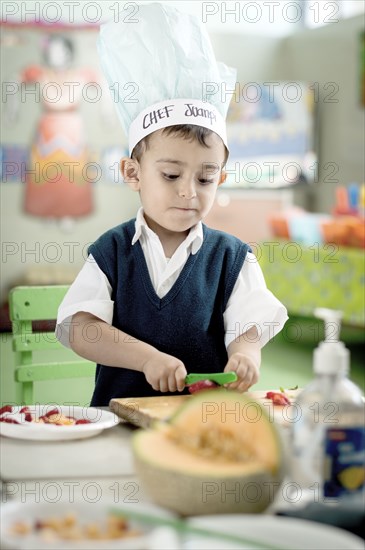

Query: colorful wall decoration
<box><xmin>224</xmin><ymin>82</ymin><xmax>317</xmax><ymax>189</ymax></box>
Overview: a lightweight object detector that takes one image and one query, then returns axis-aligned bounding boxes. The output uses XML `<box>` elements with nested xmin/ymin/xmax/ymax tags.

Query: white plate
<box><xmin>0</xmin><ymin>405</ymin><xmax>119</xmax><ymax>441</ymax></box>
<box><xmin>0</xmin><ymin>500</ymin><xmax>177</xmax><ymax>550</ymax></box>
<box><xmin>185</xmin><ymin>515</ymin><xmax>364</xmax><ymax>550</ymax></box>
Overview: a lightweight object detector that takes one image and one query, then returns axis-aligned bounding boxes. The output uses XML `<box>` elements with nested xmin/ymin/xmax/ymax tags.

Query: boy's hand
<box><xmin>142</xmin><ymin>352</ymin><xmax>187</xmax><ymax>393</ymax></box>
<box><xmin>223</xmin><ymin>352</ymin><xmax>259</xmax><ymax>393</ymax></box>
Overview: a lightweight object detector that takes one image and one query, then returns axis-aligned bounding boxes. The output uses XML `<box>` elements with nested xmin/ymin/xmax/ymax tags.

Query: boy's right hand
<box><xmin>142</xmin><ymin>352</ymin><xmax>187</xmax><ymax>393</ymax></box>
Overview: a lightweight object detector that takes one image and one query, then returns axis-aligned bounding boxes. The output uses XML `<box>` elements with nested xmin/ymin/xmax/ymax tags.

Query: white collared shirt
<box><xmin>131</xmin><ymin>208</ymin><xmax>203</xmax><ymax>298</ymax></box>
<box><xmin>57</xmin><ymin>208</ymin><xmax>288</xmax><ymax>349</ymax></box>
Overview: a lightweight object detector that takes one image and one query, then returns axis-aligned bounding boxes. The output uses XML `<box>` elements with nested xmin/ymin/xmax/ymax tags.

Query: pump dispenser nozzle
<box><xmin>313</xmin><ymin>308</ymin><xmax>349</xmax><ymax>375</ymax></box>
<box><xmin>314</xmin><ymin>308</ymin><xmax>343</xmax><ymax>342</ymax></box>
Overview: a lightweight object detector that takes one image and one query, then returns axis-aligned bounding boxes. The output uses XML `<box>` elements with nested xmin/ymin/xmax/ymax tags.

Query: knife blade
<box><xmin>185</xmin><ymin>372</ymin><xmax>238</xmax><ymax>385</ymax></box>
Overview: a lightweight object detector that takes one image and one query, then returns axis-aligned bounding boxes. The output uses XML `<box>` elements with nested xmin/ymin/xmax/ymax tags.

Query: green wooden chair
<box><xmin>9</xmin><ymin>285</ymin><xmax>95</xmax><ymax>405</ymax></box>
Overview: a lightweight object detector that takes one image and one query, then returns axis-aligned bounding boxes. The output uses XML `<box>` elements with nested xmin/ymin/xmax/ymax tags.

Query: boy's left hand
<box><xmin>223</xmin><ymin>352</ymin><xmax>259</xmax><ymax>392</ymax></box>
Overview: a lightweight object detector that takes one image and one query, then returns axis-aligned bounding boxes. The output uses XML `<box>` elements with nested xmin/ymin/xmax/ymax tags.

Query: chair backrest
<box><xmin>9</xmin><ymin>285</ymin><xmax>95</xmax><ymax>405</ymax></box>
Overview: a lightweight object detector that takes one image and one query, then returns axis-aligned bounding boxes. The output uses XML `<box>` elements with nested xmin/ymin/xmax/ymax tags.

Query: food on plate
<box><xmin>20</xmin><ymin>406</ymin><xmax>33</xmax><ymax>422</ymax></box>
<box><xmin>187</xmin><ymin>380</ymin><xmax>218</xmax><ymax>394</ymax></box>
<box><xmin>0</xmin><ymin>406</ymin><xmax>92</xmax><ymax>426</ymax></box>
<box><xmin>0</xmin><ymin>417</ymin><xmax>20</xmax><ymax>424</ymax></box>
<box><xmin>133</xmin><ymin>390</ymin><xmax>283</xmax><ymax>516</ymax></box>
<box><xmin>9</xmin><ymin>512</ymin><xmax>141</xmax><ymax>542</ymax></box>
<box><xmin>265</xmin><ymin>391</ymin><xmax>291</xmax><ymax>406</ymax></box>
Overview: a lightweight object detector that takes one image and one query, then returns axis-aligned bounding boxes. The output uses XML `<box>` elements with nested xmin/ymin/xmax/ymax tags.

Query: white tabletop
<box><xmin>1</xmin><ymin>417</ymin><xmax>364</xmax><ymax>550</ymax></box>
<box><xmin>0</xmin><ymin>422</ymin><xmax>136</xmax><ymax>481</ymax></box>
<box><xmin>0</xmin><ymin>419</ymin><xmax>157</xmax><ymax>507</ymax></box>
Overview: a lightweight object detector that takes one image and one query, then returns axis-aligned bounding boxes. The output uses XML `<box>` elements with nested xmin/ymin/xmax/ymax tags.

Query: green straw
<box><xmin>110</xmin><ymin>507</ymin><xmax>285</xmax><ymax>550</ymax></box>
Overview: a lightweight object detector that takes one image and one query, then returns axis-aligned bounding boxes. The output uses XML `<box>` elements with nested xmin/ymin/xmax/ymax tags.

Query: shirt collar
<box><xmin>132</xmin><ymin>207</ymin><xmax>203</xmax><ymax>255</ymax></box>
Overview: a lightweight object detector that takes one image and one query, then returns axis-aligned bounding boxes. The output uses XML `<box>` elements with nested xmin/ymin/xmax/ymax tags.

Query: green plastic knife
<box><xmin>185</xmin><ymin>372</ymin><xmax>237</xmax><ymax>385</ymax></box>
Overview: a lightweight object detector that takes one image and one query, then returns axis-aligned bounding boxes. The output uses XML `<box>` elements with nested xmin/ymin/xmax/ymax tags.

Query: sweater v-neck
<box><xmin>128</xmin><ymin>223</ymin><xmax>207</xmax><ymax>309</ymax></box>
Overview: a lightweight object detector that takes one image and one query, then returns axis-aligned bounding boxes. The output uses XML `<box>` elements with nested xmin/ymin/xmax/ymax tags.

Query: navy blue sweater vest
<box><xmin>88</xmin><ymin>219</ymin><xmax>250</xmax><ymax>405</ymax></box>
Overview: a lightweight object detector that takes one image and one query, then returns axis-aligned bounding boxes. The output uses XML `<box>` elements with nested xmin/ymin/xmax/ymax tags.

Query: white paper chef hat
<box><xmin>98</xmin><ymin>2</ymin><xmax>237</xmax><ymax>155</ymax></box>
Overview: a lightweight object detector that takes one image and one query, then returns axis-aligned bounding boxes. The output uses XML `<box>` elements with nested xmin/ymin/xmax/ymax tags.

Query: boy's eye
<box><xmin>163</xmin><ymin>173</ymin><xmax>179</xmax><ymax>180</ymax></box>
<box><xmin>199</xmin><ymin>178</ymin><xmax>214</xmax><ymax>185</ymax></box>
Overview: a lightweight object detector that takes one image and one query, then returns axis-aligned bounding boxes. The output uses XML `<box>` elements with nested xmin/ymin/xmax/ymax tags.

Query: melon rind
<box><xmin>132</xmin><ymin>390</ymin><xmax>284</xmax><ymax>516</ymax></box>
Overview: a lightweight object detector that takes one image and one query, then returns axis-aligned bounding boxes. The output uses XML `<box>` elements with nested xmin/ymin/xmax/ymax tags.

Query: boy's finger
<box><xmin>225</xmin><ymin>381</ymin><xmax>240</xmax><ymax>391</ymax></box>
<box><xmin>168</xmin><ymin>371</ymin><xmax>178</xmax><ymax>393</ymax></box>
<box><xmin>175</xmin><ymin>363</ymin><xmax>187</xmax><ymax>391</ymax></box>
<box><xmin>224</xmin><ymin>357</ymin><xmax>239</xmax><ymax>372</ymax></box>
<box><xmin>159</xmin><ymin>379</ymin><xmax>169</xmax><ymax>392</ymax></box>
<box><xmin>236</xmin><ymin>382</ymin><xmax>249</xmax><ymax>393</ymax></box>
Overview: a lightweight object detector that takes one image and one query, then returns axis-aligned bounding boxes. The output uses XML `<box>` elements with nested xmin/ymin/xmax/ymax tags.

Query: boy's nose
<box><xmin>178</xmin><ymin>178</ymin><xmax>197</xmax><ymax>199</ymax></box>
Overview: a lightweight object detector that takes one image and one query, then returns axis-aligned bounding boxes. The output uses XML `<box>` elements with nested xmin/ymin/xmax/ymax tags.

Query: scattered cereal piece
<box><xmin>10</xmin><ymin>521</ymin><xmax>31</xmax><ymax>535</ymax></box>
<box><xmin>10</xmin><ymin>513</ymin><xmax>141</xmax><ymax>542</ymax></box>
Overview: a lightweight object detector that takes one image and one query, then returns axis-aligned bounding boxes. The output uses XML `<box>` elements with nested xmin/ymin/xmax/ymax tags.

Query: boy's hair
<box><xmin>131</xmin><ymin>124</ymin><xmax>229</xmax><ymax>165</ymax></box>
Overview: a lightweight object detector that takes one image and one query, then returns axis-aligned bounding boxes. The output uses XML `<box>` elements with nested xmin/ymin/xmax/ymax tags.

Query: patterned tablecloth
<box><xmin>258</xmin><ymin>241</ymin><xmax>364</xmax><ymax>328</ymax></box>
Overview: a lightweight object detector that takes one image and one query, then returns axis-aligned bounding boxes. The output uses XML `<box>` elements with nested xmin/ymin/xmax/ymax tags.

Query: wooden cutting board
<box><xmin>110</xmin><ymin>390</ymin><xmax>299</xmax><ymax>429</ymax></box>
<box><xmin>110</xmin><ymin>395</ymin><xmax>189</xmax><ymax>428</ymax></box>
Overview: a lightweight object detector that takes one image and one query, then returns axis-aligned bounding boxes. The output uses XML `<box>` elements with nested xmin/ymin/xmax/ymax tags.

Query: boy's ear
<box><xmin>120</xmin><ymin>157</ymin><xmax>140</xmax><ymax>190</ymax></box>
<box><xmin>218</xmin><ymin>170</ymin><xmax>227</xmax><ymax>186</ymax></box>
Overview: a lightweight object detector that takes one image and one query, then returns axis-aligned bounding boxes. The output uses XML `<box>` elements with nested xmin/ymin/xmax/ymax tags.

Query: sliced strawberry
<box><xmin>266</xmin><ymin>391</ymin><xmax>291</xmax><ymax>406</ymax></box>
<box><xmin>20</xmin><ymin>407</ymin><xmax>33</xmax><ymax>422</ymax></box>
<box><xmin>44</xmin><ymin>408</ymin><xmax>60</xmax><ymax>418</ymax></box>
<box><xmin>272</xmin><ymin>394</ymin><xmax>290</xmax><ymax>406</ymax></box>
<box><xmin>75</xmin><ymin>419</ymin><xmax>91</xmax><ymax>425</ymax></box>
<box><xmin>188</xmin><ymin>380</ymin><xmax>218</xmax><ymax>394</ymax></box>
<box><xmin>0</xmin><ymin>417</ymin><xmax>19</xmax><ymax>424</ymax></box>
<box><xmin>0</xmin><ymin>405</ymin><xmax>13</xmax><ymax>415</ymax></box>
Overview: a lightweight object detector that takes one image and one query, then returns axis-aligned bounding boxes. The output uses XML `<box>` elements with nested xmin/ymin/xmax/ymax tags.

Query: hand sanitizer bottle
<box><xmin>290</xmin><ymin>308</ymin><xmax>365</xmax><ymax>505</ymax></box>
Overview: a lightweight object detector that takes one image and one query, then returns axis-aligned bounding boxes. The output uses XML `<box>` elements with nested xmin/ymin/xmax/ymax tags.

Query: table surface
<box><xmin>0</xmin><ymin>418</ymin><xmax>156</xmax><ymax>507</ymax></box>
<box><xmin>259</xmin><ymin>241</ymin><xmax>365</xmax><ymax>328</ymax></box>
<box><xmin>0</xmin><ymin>421</ymin><xmax>136</xmax><ymax>481</ymax></box>
<box><xmin>1</xmin><ymin>392</ymin><xmax>297</xmax><ymax>484</ymax></box>
<box><xmin>1</xmin><ymin>408</ymin><xmax>364</xmax><ymax>550</ymax></box>
<box><xmin>0</xmin><ymin>404</ymin><xmax>295</xmax><ymax>515</ymax></box>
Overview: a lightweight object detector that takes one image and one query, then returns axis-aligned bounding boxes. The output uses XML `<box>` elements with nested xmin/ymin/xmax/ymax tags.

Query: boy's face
<box><xmin>122</xmin><ymin>130</ymin><xmax>226</xmax><ymax>237</ymax></box>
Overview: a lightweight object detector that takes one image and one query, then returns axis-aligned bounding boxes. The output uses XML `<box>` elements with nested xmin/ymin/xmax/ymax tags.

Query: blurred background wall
<box><xmin>1</xmin><ymin>1</ymin><xmax>364</xmax><ymax>403</ymax></box>
<box><xmin>1</xmin><ymin>1</ymin><xmax>364</xmax><ymax>302</ymax></box>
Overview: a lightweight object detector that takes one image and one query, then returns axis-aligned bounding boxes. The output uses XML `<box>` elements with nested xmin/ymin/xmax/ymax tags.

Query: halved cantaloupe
<box><xmin>132</xmin><ymin>390</ymin><xmax>284</xmax><ymax>516</ymax></box>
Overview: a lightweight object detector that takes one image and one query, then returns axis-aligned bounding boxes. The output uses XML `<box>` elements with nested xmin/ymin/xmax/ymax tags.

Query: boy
<box><xmin>56</xmin><ymin>4</ymin><xmax>287</xmax><ymax>405</ymax></box>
